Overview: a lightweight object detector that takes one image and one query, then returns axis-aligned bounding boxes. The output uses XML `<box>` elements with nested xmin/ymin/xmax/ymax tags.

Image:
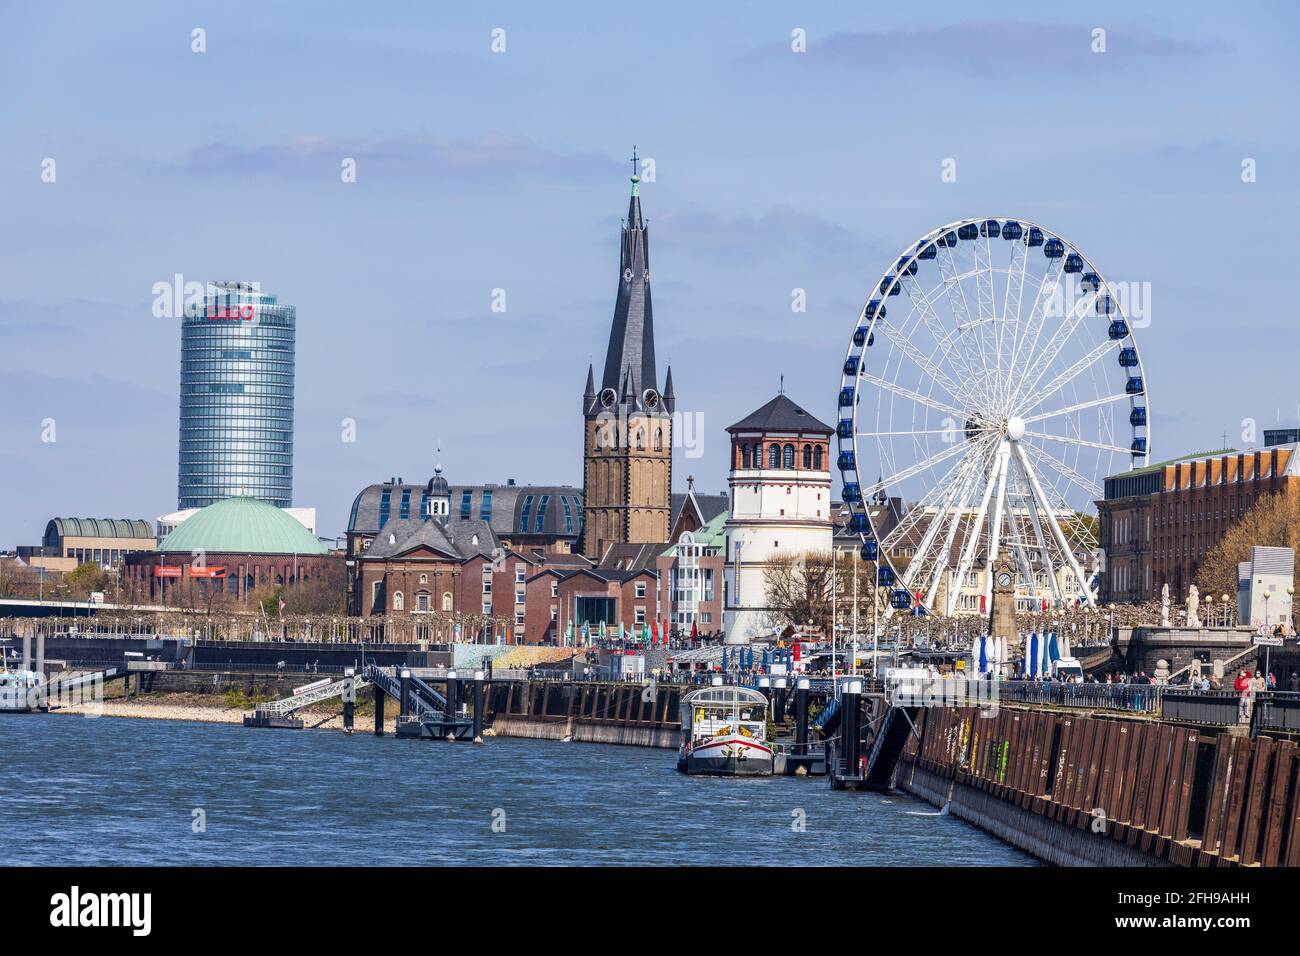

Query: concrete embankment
<box><xmin>489</xmin><ymin>713</ymin><xmax>676</xmax><ymax>748</ymax></box>
<box><xmin>896</xmin><ymin>703</ymin><xmax>1300</xmax><ymax>867</ymax></box>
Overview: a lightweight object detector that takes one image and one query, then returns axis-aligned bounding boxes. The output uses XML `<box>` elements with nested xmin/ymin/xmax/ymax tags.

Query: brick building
<box><xmin>1098</xmin><ymin>444</ymin><xmax>1300</xmax><ymax>603</ymax></box>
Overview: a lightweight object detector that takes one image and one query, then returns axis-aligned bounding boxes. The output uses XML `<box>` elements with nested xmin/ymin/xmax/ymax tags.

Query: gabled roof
<box><xmin>727</xmin><ymin>394</ymin><xmax>833</xmax><ymax>435</ymax></box>
<box><xmin>362</xmin><ymin>517</ymin><xmax>497</xmax><ymax>561</ymax></box>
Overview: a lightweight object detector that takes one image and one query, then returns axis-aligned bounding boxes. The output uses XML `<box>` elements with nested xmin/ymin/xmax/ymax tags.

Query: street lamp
<box><xmin>1222</xmin><ymin>594</ymin><xmax>1231</xmax><ymax>628</ymax></box>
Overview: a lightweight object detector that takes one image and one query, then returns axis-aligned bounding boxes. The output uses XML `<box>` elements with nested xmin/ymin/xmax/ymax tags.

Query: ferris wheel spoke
<box><xmin>1022</xmin><ymin>392</ymin><xmax>1129</xmax><ymax>425</ymax></box>
<box><xmin>1012</xmin><ymin>442</ymin><xmax>1096</xmax><ymax>607</ymax></box>
<box><xmin>1005</xmin><ymin>257</ymin><xmax>1065</xmax><ymax>408</ymax></box>
<box><xmin>938</xmin><ymin>245</ymin><xmax>994</xmax><ymax>405</ymax></box>
<box><xmin>901</xmin><ymin>279</ymin><xmax>982</xmax><ymax>389</ymax></box>
<box><xmin>896</xmin><ymin>449</ymin><xmax>988</xmax><ymax>596</ymax></box>
<box><xmin>1010</xmin><ymin>289</ymin><xmax>1099</xmax><ymax>408</ymax></box>
<box><xmin>1023</xmin><ymin>430</ymin><xmax>1133</xmax><ymax>457</ymax></box>
<box><xmin>860</xmin><ymin>372</ymin><xmax>967</xmax><ymax>420</ymax></box>
<box><xmin>857</xmin><ymin>428</ymin><xmax>959</xmax><ymax>438</ymax></box>
<box><xmin>1020</xmin><ymin>441</ymin><xmax>1104</xmax><ymax>501</ymax></box>
<box><xmin>1016</xmin><ymin>338</ymin><xmax>1116</xmax><ymax>421</ymax></box>
<box><xmin>999</xmin><ymin>239</ymin><xmax>1030</xmax><ymax>410</ymax></box>
<box><xmin>871</xmin><ymin>437</ymin><xmax>980</xmax><ymax>507</ymax></box>
<box><xmin>873</xmin><ymin>317</ymin><xmax>975</xmax><ymax>407</ymax></box>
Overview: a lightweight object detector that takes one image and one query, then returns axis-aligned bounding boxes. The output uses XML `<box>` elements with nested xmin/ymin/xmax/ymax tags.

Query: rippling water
<box><xmin>0</xmin><ymin>715</ymin><xmax>1034</xmax><ymax>866</ymax></box>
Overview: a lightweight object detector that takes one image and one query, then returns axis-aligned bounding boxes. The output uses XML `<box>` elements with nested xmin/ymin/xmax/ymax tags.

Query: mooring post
<box><xmin>473</xmin><ymin>670</ymin><xmax>485</xmax><ymax>744</ymax></box>
<box><xmin>842</xmin><ymin>679</ymin><xmax>862</xmax><ymax>777</ymax></box>
<box><xmin>374</xmin><ymin>681</ymin><xmax>385</xmax><ymax>736</ymax></box>
<box><xmin>399</xmin><ymin>667</ymin><xmax>411</xmax><ymax>719</ymax></box>
<box><xmin>773</xmin><ymin>677</ymin><xmax>788</xmax><ymax>722</ymax></box>
<box><xmin>342</xmin><ymin>667</ymin><xmax>355</xmax><ymax>734</ymax></box>
<box><xmin>35</xmin><ymin>633</ymin><xmax>45</xmax><ymax>709</ymax></box>
<box><xmin>795</xmin><ymin>678</ymin><xmax>810</xmax><ymax>756</ymax></box>
<box><xmin>445</xmin><ymin>669</ymin><xmax>459</xmax><ymax>742</ymax></box>
<box><xmin>21</xmin><ymin>632</ymin><xmax>31</xmax><ymax>675</ymax></box>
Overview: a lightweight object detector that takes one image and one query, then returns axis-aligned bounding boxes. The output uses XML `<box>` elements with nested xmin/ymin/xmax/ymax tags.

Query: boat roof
<box><xmin>681</xmin><ymin>685</ymin><xmax>768</xmax><ymax>707</ymax></box>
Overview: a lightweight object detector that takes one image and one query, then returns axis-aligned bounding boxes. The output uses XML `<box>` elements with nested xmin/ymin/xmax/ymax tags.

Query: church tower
<box><xmin>582</xmin><ymin>155</ymin><xmax>673</xmax><ymax>558</ymax></box>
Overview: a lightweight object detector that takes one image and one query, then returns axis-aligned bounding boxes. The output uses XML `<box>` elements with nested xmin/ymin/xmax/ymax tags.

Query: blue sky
<box><xmin>1</xmin><ymin>1</ymin><xmax>1298</xmax><ymax>544</ymax></box>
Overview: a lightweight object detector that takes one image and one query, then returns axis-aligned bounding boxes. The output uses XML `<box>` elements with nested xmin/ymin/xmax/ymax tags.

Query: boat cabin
<box><xmin>678</xmin><ymin>686</ymin><xmax>769</xmax><ymax>747</ymax></box>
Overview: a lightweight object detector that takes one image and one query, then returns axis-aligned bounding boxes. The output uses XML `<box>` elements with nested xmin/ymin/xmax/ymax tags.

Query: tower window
<box><xmin>769</xmin><ymin>444</ymin><xmax>780</xmax><ymax>469</ymax></box>
<box><xmin>813</xmin><ymin>446</ymin><xmax>823</xmax><ymax>470</ymax></box>
<box><xmin>802</xmin><ymin>444</ymin><xmax>812</xmax><ymax>468</ymax></box>
<box><xmin>742</xmin><ymin>444</ymin><xmax>752</xmax><ymax>469</ymax></box>
<box><xmin>783</xmin><ymin>444</ymin><xmax>795</xmax><ymax>468</ymax></box>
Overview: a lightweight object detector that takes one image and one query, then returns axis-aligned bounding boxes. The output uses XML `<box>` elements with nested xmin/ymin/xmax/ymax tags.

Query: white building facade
<box><xmin>723</xmin><ymin>395</ymin><xmax>834</xmax><ymax>644</ymax></box>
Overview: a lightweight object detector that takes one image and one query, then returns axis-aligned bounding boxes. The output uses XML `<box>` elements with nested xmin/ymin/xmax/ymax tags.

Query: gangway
<box><xmin>861</xmin><ymin>704</ymin><xmax>921</xmax><ymax>789</ymax></box>
<box><xmin>245</xmin><ymin>674</ymin><xmax>373</xmax><ymax>729</ymax></box>
<box><xmin>362</xmin><ymin>663</ymin><xmax>478</xmax><ymax>741</ymax></box>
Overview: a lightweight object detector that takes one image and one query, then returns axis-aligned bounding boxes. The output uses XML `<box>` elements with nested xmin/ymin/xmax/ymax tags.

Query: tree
<box><xmin>1197</xmin><ymin>491</ymin><xmax>1300</xmax><ymax>599</ymax></box>
<box><xmin>64</xmin><ymin>561</ymin><xmax>112</xmax><ymax>599</ymax></box>
<box><xmin>763</xmin><ymin>550</ymin><xmax>882</xmax><ymax>637</ymax></box>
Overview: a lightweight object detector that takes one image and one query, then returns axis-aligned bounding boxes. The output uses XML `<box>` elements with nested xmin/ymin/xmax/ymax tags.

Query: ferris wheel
<box><xmin>837</xmin><ymin>217</ymin><xmax>1150</xmax><ymax>618</ymax></box>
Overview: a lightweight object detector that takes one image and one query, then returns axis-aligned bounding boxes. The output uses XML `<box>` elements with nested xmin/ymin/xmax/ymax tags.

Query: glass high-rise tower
<box><xmin>177</xmin><ymin>281</ymin><xmax>295</xmax><ymax>509</ymax></box>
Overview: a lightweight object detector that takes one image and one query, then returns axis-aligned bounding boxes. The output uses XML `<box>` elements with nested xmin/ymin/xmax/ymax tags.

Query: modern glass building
<box><xmin>177</xmin><ymin>281</ymin><xmax>295</xmax><ymax>509</ymax></box>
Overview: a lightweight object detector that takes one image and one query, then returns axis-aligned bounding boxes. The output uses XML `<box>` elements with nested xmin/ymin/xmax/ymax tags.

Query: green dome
<box><xmin>159</xmin><ymin>497</ymin><xmax>327</xmax><ymax>555</ymax></box>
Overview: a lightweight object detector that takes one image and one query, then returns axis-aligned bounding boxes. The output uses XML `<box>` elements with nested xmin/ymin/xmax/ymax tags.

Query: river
<box><xmin>0</xmin><ymin>715</ymin><xmax>1035</xmax><ymax>866</ymax></box>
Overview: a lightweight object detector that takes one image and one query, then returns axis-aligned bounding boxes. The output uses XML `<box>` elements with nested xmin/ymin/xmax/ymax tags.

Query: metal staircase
<box><xmin>256</xmin><ymin>675</ymin><xmax>371</xmax><ymax>719</ymax></box>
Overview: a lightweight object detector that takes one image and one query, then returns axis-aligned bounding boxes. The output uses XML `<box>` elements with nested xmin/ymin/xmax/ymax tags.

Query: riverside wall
<box><xmin>897</xmin><ymin>704</ymin><xmax>1300</xmax><ymax>867</ymax></box>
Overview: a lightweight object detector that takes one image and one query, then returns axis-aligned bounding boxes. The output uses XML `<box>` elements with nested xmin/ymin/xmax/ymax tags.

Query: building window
<box><xmin>813</xmin><ymin>446</ymin><xmax>823</xmax><ymax>470</ymax></box>
<box><xmin>768</xmin><ymin>444</ymin><xmax>780</xmax><ymax>468</ymax></box>
<box><xmin>783</xmin><ymin>444</ymin><xmax>795</xmax><ymax>468</ymax></box>
<box><xmin>399</xmin><ymin>489</ymin><xmax>412</xmax><ymax>519</ymax></box>
<box><xmin>515</xmin><ymin>565</ymin><xmax>525</xmax><ymax>583</ymax></box>
<box><xmin>480</xmin><ymin>490</ymin><xmax>493</xmax><ymax>522</ymax></box>
<box><xmin>802</xmin><ymin>444</ymin><xmax>812</xmax><ymax>468</ymax></box>
<box><xmin>519</xmin><ymin>495</ymin><xmax>535</xmax><ymax>533</ymax></box>
<box><xmin>535</xmin><ymin>494</ymin><xmax>550</xmax><ymax>532</ymax></box>
<box><xmin>635</xmin><ymin>581</ymin><xmax>646</xmax><ymax>598</ymax></box>
<box><xmin>551</xmin><ymin>580</ymin><xmax>559</xmax><ymax>598</ymax></box>
<box><xmin>635</xmin><ymin>607</ymin><xmax>646</xmax><ymax>625</ymax></box>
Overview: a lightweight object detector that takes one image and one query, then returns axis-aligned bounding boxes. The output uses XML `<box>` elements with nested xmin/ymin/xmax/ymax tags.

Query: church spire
<box><xmin>600</xmin><ymin>147</ymin><xmax>657</xmax><ymax>413</ymax></box>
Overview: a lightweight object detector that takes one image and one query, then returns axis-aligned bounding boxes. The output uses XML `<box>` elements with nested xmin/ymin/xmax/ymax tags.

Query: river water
<box><xmin>0</xmin><ymin>715</ymin><xmax>1034</xmax><ymax>866</ymax></box>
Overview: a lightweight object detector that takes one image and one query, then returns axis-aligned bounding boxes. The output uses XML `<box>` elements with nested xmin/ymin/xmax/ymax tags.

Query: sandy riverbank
<box><xmin>46</xmin><ymin>692</ymin><xmax>401</xmax><ymax>734</ymax></box>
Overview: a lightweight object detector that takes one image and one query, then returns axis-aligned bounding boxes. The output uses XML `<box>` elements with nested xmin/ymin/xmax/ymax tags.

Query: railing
<box><xmin>1252</xmin><ymin>692</ymin><xmax>1300</xmax><ymax>734</ymax></box>
<box><xmin>1161</xmin><ymin>690</ymin><xmax>1241</xmax><ymax>726</ymax></box>
<box><xmin>994</xmin><ymin>680</ymin><xmax>1164</xmax><ymax>713</ymax></box>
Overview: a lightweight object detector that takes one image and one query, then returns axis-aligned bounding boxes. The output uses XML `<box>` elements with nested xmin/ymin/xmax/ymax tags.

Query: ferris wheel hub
<box><xmin>1006</xmin><ymin>415</ymin><xmax>1026</xmax><ymax>441</ymax></box>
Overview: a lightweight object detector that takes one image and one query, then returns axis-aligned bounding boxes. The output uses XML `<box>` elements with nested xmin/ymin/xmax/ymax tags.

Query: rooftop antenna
<box><xmin>779</xmin><ymin>374</ymin><xmax>785</xmax><ymax>395</ymax></box>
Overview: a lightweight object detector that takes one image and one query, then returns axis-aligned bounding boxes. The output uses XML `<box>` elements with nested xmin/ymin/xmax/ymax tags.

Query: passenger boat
<box><xmin>0</xmin><ymin>668</ymin><xmax>41</xmax><ymax>713</ymax></box>
<box><xmin>677</xmin><ymin>685</ymin><xmax>774</xmax><ymax>776</ymax></box>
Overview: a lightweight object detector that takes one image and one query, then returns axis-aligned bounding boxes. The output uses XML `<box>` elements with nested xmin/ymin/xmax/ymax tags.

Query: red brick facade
<box><xmin>1099</xmin><ymin>446</ymin><xmax>1300</xmax><ymax>603</ymax></box>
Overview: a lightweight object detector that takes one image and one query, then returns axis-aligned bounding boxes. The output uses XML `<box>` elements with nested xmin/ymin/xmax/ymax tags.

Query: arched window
<box><xmin>783</xmin><ymin>444</ymin><xmax>795</xmax><ymax>468</ymax></box>
<box><xmin>653</xmin><ymin>429</ymin><xmax>662</xmax><ymax>450</ymax></box>
<box><xmin>393</xmin><ymin>591</ymin><xmax>404</xmax><ymax>611</ymax></box>
<box><xmin>742</xmin><ymin>444</ymin><xmax>751</xmax><ymax>469</ymax></box>
<box><xmin>813</xmin><ymin>445</ymin><xmax>823</xmax><ymax>470</ymax></box>
<box><xmin>802</xmin><ymin>444</ymin><xmax>812</xmax><ymax>468</ymax></box>
<box><xmin>768</xmin><ymin>444</ymin><xmax>780</xmax><ymax>469</ymax></box>
<box><xmin>442</xmin><ymin>592</ymin><xmax>453</xmax><ymax>611</ymax></box>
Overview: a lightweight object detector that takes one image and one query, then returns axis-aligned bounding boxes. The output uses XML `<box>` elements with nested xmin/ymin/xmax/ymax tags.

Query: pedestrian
<box><xmin>1290</xmin><ymin>671</ymin><xmax>1299</xmax><ymax>693</ymax></box>
<box><xmin>1234</xmin><ymin>670</ymin><xmax>1252</xmax><ymax>722</ymax></box>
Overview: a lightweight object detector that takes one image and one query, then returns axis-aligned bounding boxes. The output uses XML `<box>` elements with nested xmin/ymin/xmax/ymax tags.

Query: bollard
<box><xmin>473</xmin><ymin>670</ymin><xmax>485</xmax><ymax>744</ymax></box>
<box><xmin>374</xmin><ymin>681</ymin><xmax>385</xmax><ymax>736</ymax></box>
<box><xmin>794</xmin><ymin>678</ymin><xmax>810</xmax><ymax>756</ymax></box>
<box><xmin>445</xmin><ymin>669</ymin><xmax>459</xmax><ymax>741</ymax></box>
<box><xmin>342</xmin><ymin>667</ymin><xmax>355</xmax><ymax>734</ymax></box>
<box><xmin>399</xmin><ymin>667</ymin><xmax>411</xmax><ymax>719</ymax></box>
<box><xmin>35</xmin><ymin>633</ymin><xmax>45</xmax><ymax>709</ymax></box>
<box><xmin>773</xmin><ymin>677</ymin><xmax>788</xmax><ymax>722</ymax></box>
<box><xmin>841</xmin><ymin>679</ymin><xmax>863</xmax><ymax>778</ymax></box>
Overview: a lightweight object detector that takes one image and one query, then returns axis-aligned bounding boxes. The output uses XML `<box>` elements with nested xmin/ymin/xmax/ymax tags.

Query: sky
<box><xmin>1</xmin><ymin>0</ymin><xmax>1298</xmax><ymax>545</ymax></box>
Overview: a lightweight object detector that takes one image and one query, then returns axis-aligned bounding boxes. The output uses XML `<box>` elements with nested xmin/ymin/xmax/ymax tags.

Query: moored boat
<box><xmin>677</xmin><ymin>685</ymin><xmax>773</xmax><ymax>776</ymax></box>
<box><xmin>0</xmin><ymin>668</ymin><xmax>41</xmax><ymax>714</ymax></box>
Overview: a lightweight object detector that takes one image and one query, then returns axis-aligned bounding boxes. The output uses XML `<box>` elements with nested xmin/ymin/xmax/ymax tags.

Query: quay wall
<box><xmin>898</xmin><ymin>704</ymin><xmax>1300</xmax><ymax>867</ymax></box>
<box><xmin>483</xmin><ymin>680</ymin><xmax>679</xmax><ymax>750</ymax></box>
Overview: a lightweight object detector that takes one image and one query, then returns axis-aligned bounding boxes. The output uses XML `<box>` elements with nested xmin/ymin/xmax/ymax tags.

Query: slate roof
<box><xmin>670</xmin><ymin>491</ymin><xmax>728</xmax><ymax>528</ymax></box>
<box><xmin>727</xmin><ymin>394</ymin><xmax>833</xmax><ymax>435</ymax></box>
<box><xmin>362</xmin><ymin>517</ymin><xmax>497</xmax><ymax>561</ymax></box>
<box><xmin>349</xmin><ymin>482</ymin><xmax>583</xmax><ymax>539</ymax></box>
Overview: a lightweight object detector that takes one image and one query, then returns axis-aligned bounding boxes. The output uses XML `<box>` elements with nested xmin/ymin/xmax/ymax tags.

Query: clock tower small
<box><xmin>989</xmin><ymin>557</ymin><xmax>1017</xmax><ymax>654</ymax></box>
